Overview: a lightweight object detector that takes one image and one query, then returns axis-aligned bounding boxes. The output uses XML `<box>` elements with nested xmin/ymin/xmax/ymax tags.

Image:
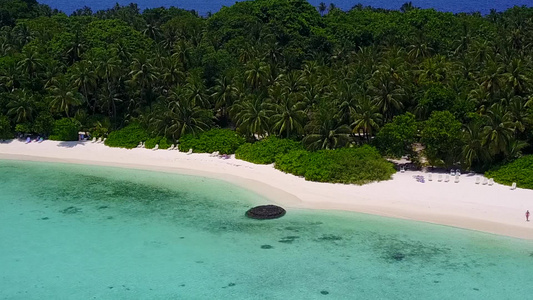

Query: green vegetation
<box><xmin>178</xmin><ymin>129</ymin><xmax>245</xmax><ymax>154</ymax></box>
<box><xmin>275</xmin><ymin>145</ymin><xmax>395</xmax><ymax>184</ymax></box>
<box><xmin>0</xmin><ymin>115</ymin><xmax>12</xmax><ymax>139</ymax></box>
<box><xmin>2</xmin><ymin>0</ymin><xmax>533</xmax><ymax>184</ymax></box>
<box><xmin>104</xmin><ymin>124</ymin><xmax>148</xmax><ymax>148</ymax></box>
<box><xmin>235</xmin><ymin>136</ymin><xmax>303</xmax><ymax>164</ymax></box>
<box><xmin>486</xmin><ymin>156</ymin><xmax>533</xmax><ymax>189</ymax></box>
<box><xmin>49</xmin><ymin>117</ymin><xmax>80</xmax><ymax>141</ymax></box>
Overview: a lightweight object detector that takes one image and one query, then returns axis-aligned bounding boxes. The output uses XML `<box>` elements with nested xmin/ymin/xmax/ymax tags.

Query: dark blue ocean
<box><xmin>40</xmin><ymin>0</ymin><xmax>532</xmax><ymax>16</ymax></box>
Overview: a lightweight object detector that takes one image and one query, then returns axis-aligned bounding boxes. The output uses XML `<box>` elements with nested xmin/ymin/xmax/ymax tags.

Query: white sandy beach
<box><xmin>1</xmin><ymin>139</ymin><xmax>532</xmax><ymax>240</ymax></box>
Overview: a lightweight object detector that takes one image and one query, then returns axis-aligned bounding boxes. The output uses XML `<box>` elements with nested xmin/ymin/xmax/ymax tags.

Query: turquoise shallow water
<box><xmin>1</xmin><ymin>160</ymin><xmax>532</xmax><ymax>299</ymax></box>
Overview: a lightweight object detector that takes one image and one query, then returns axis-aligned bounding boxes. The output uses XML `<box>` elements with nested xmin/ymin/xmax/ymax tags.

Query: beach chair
<box><xmin>456</xmin><ymin>169</ymin><xmax>461</xmax><ymax>176</ymax></box>
<box><xmin>428</xmin><ymin>174</ymin><xmax>432</xmax><ymax>181</ymax></box>
<box><xmin>511</xmin><ymin>182</ymin><xmax>516</xmax><ymax>190</ymax></box>
<box><xmin>96</xmin><ymin>137</ymin><xmax>102</xmax><ymax>143</ymax></box>
<box><xmin>153</xmin><ymin>144</ymin><xmax>159</xmax><ymax>150</ymax></box>
<box><xmin>475</xmin><ymin>177</ymin><xmax>480</xmax><ymax>184</ymax></box>
<box><xmin>488</xmin><ymin>178</ymin><xmax>494</xmax><ymax>186</ymax></box>
<box><xmin>140</xmin><ymin>142</ymin><xmax>145</xmax><ymax>148</ymax></box>
<box><xmin>454</xmin><ymin>175</ymin><xmax>460</xmax><ymax>183</ymax></box>
<box><xmin>102</xmin><ymin>138</ymin><xmax>106</xmax><ymax>143</ymax></box>
<box><xmin>92</xmin><ymin>137</ymin><xmax>97</xmax><ymax>143</ymax></box>
<box><xmin>444</xmin><ymin>175</ymin><xmax>450</xmax><ymax>182</ymax></box>
<box><xmin>400</xmin><ymin>166</ymin><xmax>405</xmax><ymax>173</ymax></box>
<box><xmin>438</xmin><ymin>174</ymin><xmax>443</xmax><ymax>182</ymax></box>
<box><xmin>450</xmin><ymin>169</ymin><xmax>455</xmax><ymax>176</ymax></box>
<box><xmin>482</xmin><ymin>178</ymin><xmax>488</xmax><ymax>185</ymax></box>
<box><xmin>25</xmin><ymin>137</ymin><xmax>31</xmax><ymax>144</ymax></box>
<box><xmin>186</xmin><ymin>148</ymin><xmax>193</xmax><ymax>155</ymax></box>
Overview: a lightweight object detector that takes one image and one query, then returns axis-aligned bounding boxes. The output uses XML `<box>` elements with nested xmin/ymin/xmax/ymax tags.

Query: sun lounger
<box><xmin>102</xmin><ymin>138</ymin><xmax>106</xmax><ymax>143</ymax></box>
<box><xmin>444</xmin><ymin>175</ymin><xmax>449</xmax><ymax>182</ymax></box>
<box><xmin>186</xmin><ymin>149</ymin><xmax>193</xmax><ymax>155</ymax></box>
<box><xmin>454</xmin><ymin>175</ymin><xmax>460</xmax><ymax>183</ymax></box>
<box><xmin>482</xmin><ymin>178</ymin><xmax>488</xmax><ymax>185</ymax></box>
<box><xmin>400</xmin><ymin>166</ymin><xmax>405</xmax><ymax>173</ymax></box>
<box><xmin>438</xmin><ymin>174</ymin><xmax>443</xmax><ymax>182</ymax></box>
<box><xmin>488</xmin><ymin>178</ymin><xmax>494</xmax><ymax>186</ymax></box>
<box><xmin>450</xmin><ymin>169</ymin><xmax>455</xmax><ymax>176</ymax></box>
<box><xmin>25</xmin><ymin>137</ymin><xmax>31</xmax><ymax>144</ymax></box>
<box><xmin>153</xmin><ymin>144</ymin><xmax>159</xmax><ymax>150</ymax></box>
<box><xmin>168</xmin><ymin>144</ymin><xmax>175</xmax><ymax>150</ymax></box>
<box><xmin>210</xmin><ymin>151</ymin><xmax>220</xmax><ymax>157</ymax></box>
<box><xmin>475</xmin><ymin>177</ymin><xmax>480</xmax><ymax>184</ymax></box>
<box><xmin>456</xmin><ymin>169</ymin><xmax>461</xmax><ymax>176</ymax></box>
<box><xmin>511</xmin><ymin>182</ymin><xmax>516</xmax><ymax>190</ymax></box>
<box><xmin>92</xmin><ymin>137</ymin><xmax>97</xmax><ymax>143</ymax></box>
<box><xmin>96</xmin><ymin>137</ymin><xmax>102</xmax><ymax>143</ymax></box>
<box><xmin>428</xmin><ymin>174</ymin><xmax>432</xmax><ymax>181</ymax></box>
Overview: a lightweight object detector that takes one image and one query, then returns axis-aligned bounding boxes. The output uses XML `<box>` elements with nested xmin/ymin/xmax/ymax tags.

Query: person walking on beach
<box><xmin>526</xmin><ymin>210</ymin><xmax>530</xmax><ymax>222</ymax></box>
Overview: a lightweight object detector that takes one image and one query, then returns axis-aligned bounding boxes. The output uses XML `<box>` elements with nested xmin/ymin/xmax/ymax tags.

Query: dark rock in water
<box><xmin>60</xmin><ymin>206</ymin><xmax>81</xmax><ymax>214</ymax></box>
<box><xmin>391</xmin><ymin>252</ymin><xmax>405</xmax><ymax>261</ymax></box>
<box><xmin>228</xmin><ymin>283</ymin><xmax>236</xmax><ymax>287</ymax></box>
<box><xmin>40</xmin><ymin>217</ymin><xmax>49</xmax><ymax>220</ymax></box>
<box><xmin>320</xmin><ymin>290</ymin><xmax>329</xmax><ymax>295</ymax></box>
<box><xmin>261</xmin><ymin>244</ymin><xmax>273</xmax><ymax>249</ymax></box>
<box><xmin>246</xmin><ymin>205</ymin><xmax>286</xmax><ymax>219</ymax></box>
<box><xmin>278</xmin><ymin>236</ymin><xmax>299</xmax><ymax>244</ymax></box>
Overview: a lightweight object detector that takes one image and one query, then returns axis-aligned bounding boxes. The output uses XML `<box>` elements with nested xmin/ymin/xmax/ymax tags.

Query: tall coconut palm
<box><xmin>369</xmin><ymin>72</ymin><xmax>405</xmax><ymax>121</ymax></box>
<box><xmin>211</xmin><ymin>76</ymin><xmax>238</xmax><ymax>120</ymax></box>
<box><xmin>231</xmin><ymin>94</ymin><xmax>272</xmax><ymax>138</ymax></box>
<box><xmin>318</xmin><ymin>2</ymin><xmax>327</xmax><ymax>16</ymax></box>
<box><xmin>17</xmin><ymin>48</ymin><xmax>43</xmax><ymax>79</ymax></box>
<box><xmin>7</xmin><ymin>89</ymin><xmax>35</xmax><ymax>123</ymax></box>
<box><xmin>47</xmin><ymin>79</ymin><xmax>83</xmax><ymax>117</ymax></box>
<box><xmin>71</xmin><ymin>60</ymin><xmax>97</xmax><ymax>111</ymax></box>
<box><xmin>351</xmin><ymin>95</ymin><xmax>382</xmax><ymax>141</ymax></box>
<box><xmin>482</xmin><ymin>103</ymin><xmax>514</xmax><ymax>156</ymax></box>
<box><xmin>304</xmin><ymin>103</ymin><xmax>351</xmax><ymax>150</ymax></box>
<box><xmin>244</xmin><ymin>60</ymin><xmax>270</xmax><ymax>91</ymax></box>
<box><xmin>462</xmin><ymin>122</ymin><xmax>491</xmax><ymax>169</ymax></box>
<box><xmin>270</xmin><ymin>93</ymin><xmax>306</xmax><ymax>138</ymax></box>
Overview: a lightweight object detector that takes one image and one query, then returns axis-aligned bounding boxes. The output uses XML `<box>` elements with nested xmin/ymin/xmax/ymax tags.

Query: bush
<box><xmin>235</xmin><ymin>136</ymin><xmax>303</xmax><ymax>164</ymax></box>
<box><xmin>158</xmin><ymin>137</ymin><xmax>172</xmax><ymax>149</ymax></box>
<box><xmin>0</xmin><ymin>115</ymin><xmax>12</xmax><ymax>140</ymax></box>
<box><xmin>144</xmin><ymin>137</ymin><xmax>159</xmax><ymax>149</ymax></box>
<box><xmin>485</xmin><ymin>156</ymin><xmax>533</xmax><ymax>189</ymax></box>
<box><xmin>32</xmin><ymin>113</ymin><xmax>55</xmax><ymax>136</ymax></box>
<box><xmin>105</xmin><ymin>124</ymin><xmax>149</xmax><ymax>149</ymax></box>
<box><xmin>178</xmin><ymin>129</ymin><xmax>245</xmax><ymax>154</ymax></box>
<box><xmin>274</xmin><ymin>145</ymin><xmax>396</xmax><ymax>184</ymax></box>
<box><xmin>49</xmin><ymin>118</ymin><xmax>81</xmax><ymax>141</ymax></box>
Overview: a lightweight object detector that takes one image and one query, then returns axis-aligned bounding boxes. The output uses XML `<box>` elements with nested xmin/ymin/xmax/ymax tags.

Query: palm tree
<box><xmin>47</xmin><ymin>79</ymin><xmax>83</xmax><ymax>117</ymax></box>
<box><xmin>369</xmin><ymin>72</ymin><xmax>405</xmax><ymax>121</ymax></box>
<box><xmin>304</xmin><ymin>103</ymin><xmax>351</xmax><ymax>150</ymax></box>
<box><xmin>70</xmin><ymin>60</ymin><xmax>97</xmax><ymax>111</ymax></box>
<box><xmin>156</xmin><ymin>89</ymin><xmax>212</xmax><ymax>140</ymax></box>
<box><xmin>482</xmin><ymin>103</ymin><xmax>514</xmax><ymax>156</ymax></box>
<box><xmin>128</xmin><ymin>52</ymin><xmax>158</xmax><ymax>107</ymax></box>
<box><xmin>244</xmin><ymin>60</ymin><xmax>270</xmax><ymax>91</ymax></box>
<box><xmin>211</xmin><ymin>76</ymin><xmax>238</xmax><ymax>120</ymax></box>
<box><xmin>351</xmin><ymin>95</ymin><xmax>382</xmax><ymax>141</ymax></box>
<box><xmin>503</xmin><ymin>59</ymin><xmax>531</xmax><ymax>96</ymax></box>
<box><xmin>270</xmin><ymin>93</ymin><xmax>306</xmax><ymax>138</ymax></box>
<box><xmin>17</xmin><ymin>47</ymin><xmax>43</xmax><ymax>79</ymax></box>
<box><xmin>231</xmin><ymin>94</ymin><xmax>272</xmax><ymax>138</ymax></box>
<box><xmin>462</xmin><ymin>122</ymin><xmax>491</xmax><ymax>169</ymax></box>
<box><xmin>7</xmin><ymin>89</ymin><xmax>35</xmax><ymax>123</ymax></box>
<box><xmin>318</xmin><ymin>2</ymin><xmax>327</xmax><ymax>16</ymax></box>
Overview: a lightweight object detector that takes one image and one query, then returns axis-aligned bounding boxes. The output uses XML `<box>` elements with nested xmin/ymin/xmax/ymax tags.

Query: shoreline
<box><xmin>1</xmin><ymin>140</ymin><xmax>533</xmax><ymax>240</ymax></box>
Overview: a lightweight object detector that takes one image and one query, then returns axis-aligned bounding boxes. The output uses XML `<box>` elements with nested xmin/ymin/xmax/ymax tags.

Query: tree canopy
<box><xmin>1</xmin><ymin>0</ymin><xmax>533</xmax><ymax>171</ymax></box>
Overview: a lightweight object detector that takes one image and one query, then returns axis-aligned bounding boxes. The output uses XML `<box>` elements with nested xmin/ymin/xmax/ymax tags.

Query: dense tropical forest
<box><xmin>1</xmin><ymin>0</ymin><xmax>533</xmax><ymax>177</ymax></box>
